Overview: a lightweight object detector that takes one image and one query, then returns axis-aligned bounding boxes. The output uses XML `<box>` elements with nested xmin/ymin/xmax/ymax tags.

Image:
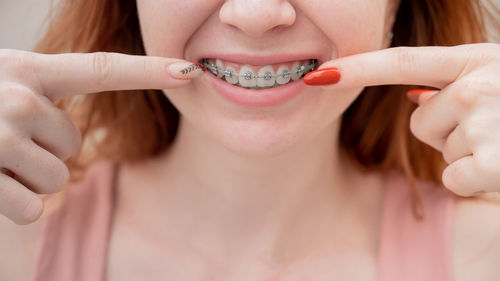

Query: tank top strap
<box><xmin>377</xmin><ymin>170</ymin><xmax>455</xmax><ymax>281</ymax></box>
<box><xmin>31</xmin><ymin>160</ymin><xmax>119</xmax><ymax>281</ymax></box>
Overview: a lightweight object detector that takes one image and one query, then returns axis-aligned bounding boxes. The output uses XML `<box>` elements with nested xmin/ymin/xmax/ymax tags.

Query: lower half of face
<box><xmin>164</xmin><ymin>79</ymin><xmax>363</xmax><ymax>158</ymax></box>
<box><xmin>137</xmin><ymin>0</ymin><xmax>396</xmax><ymax>157</ymax></box>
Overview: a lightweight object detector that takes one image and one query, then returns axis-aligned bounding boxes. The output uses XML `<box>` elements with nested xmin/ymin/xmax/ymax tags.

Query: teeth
<box><xmin>276</xmin><ymin>66</ymin><xmax>291</xmax><ymax>85</ymax></box>
<box><xmin>203</xmin><ymin>58</ymin><xmax>317</xmax><ymax>89</ymax></box>
<box><xmin>224</xmin><ymin>65</ymin><xmax>239</xmax><ymax>84</ymax></box>
<box><xmin>290</xmin><ymin>62</ymin><xmax>301</xmax><ymax>81</ymax></box>
<box><xmin>238</xmin><ymin>65</ymin><xmax>257</xmax><ymax>88</ymax></box>
<box><xmin>215</xmin><ymin>59</ymin><xmax>224</xmax><ymax>78</ymax></box>
<box><xmin>257</xmin><ymin>66</ymin><xmax>276</xmax><ymax>88</ymax></box>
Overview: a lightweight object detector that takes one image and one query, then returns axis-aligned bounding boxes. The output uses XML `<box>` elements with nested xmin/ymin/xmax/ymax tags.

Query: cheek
<box><xmin>136</xmin><ymin>0</ymin><xmax>216</xmax><ymax>58</ymax></box>
<box><xmin>137</xmin><ymin>0</ymin><xmax>387</xmax><ymax>59</ymax></box>
<box><xmin>137</xmin><ymin>0</ymin><xmax>387</xmax><ymax>156</ymax></box>
<box><xmin>307</xmin><ymin>0</ymin><xmax>386</xmax><ymax>57</ymax></box>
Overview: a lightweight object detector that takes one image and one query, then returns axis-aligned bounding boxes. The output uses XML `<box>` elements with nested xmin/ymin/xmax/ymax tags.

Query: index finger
<box><xmin>30</xmin><ymin>52</ymin><xmax>205</xmax><ymax>102</ymax></box>
<box><xmin>317</xmin><ymin>45</ymin><xmax>472</xmax><ymax>90</ymax></box>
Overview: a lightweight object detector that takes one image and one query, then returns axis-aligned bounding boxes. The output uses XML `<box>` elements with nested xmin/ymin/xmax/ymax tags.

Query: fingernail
<box><xmin>168</xmin><ymin>61</ymin><xmax>206</xmax><ymax>80</ymax></box>
<box><xmin>406</xmin><ymin>88</ymin><xmax>434</xmax><ymax>104</ymax></box>
<box><xmin>303</xmin><ymin>67</ymin><xmax>341</xmax><ymax>86</ymax></box>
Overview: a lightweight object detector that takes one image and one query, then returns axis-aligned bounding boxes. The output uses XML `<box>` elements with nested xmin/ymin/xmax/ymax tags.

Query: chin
<box><xmin>210</xmin><ymin>119</ymin><xmax>305</xmax><ymax>159</ymax></box>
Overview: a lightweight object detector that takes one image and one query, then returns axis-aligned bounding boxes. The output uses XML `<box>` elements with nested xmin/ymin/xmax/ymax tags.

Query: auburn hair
<box><xmin>35</xmin><ymin>0</ymin><xmax>500</xmax><ymax>218</ymax></box>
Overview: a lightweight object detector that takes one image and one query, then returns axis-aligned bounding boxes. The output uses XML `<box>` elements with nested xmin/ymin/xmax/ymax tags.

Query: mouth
<box><xmin>199</xmin><ymin>58</ymin><xmax>319</xmax><ymax>90</ymax></box>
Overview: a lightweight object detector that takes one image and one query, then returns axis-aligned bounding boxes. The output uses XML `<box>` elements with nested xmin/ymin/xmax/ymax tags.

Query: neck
<box><xmin>120</xmin><ymin>116</ymin><xmax>385</xmax><ymax>267</ymax></box>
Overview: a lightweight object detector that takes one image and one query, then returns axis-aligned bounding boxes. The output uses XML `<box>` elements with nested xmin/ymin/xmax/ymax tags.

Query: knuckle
<box><xmin>475</xmin><ymin>152</ymin><xmax>500</xmax><ymax>177</ymax></box>
<box><xmin>17</xmin><ymin>197</ymin><xmax>43</xmax><ymax>225</ymax></box>
<box><xmin>461</xmin><ymin>117</ymin><xmax>487</xmax><ymax>146</ymax></box>
<box><xmin>395</xmin><ymin>47</ymin><xmax>418</xmax><ymax>75</ymax></box>
<box><xmin>0</xmin><ymin>85</ymin><xmax>40</xmax><ymax>122</ymax></box>
<box><xmin>469</xmin><ymin>77</ymin><xmax>496</xmax><ymax>96</ymax></box>
<box><xmin>454</xmin><ymin>80</ymin><xmax>479</xmax><ymax>108</ymax></box>
<box><xmin>352</xmin><ymin>59</ymin><xmax>367</xmax><ymax>86</ymax></box>
<box><xmin>0</xmin><ymin>125</ymin><xmax>21</xmax><ymax>150</ymax></box>
<box><xmin>92</xmin><ymin>52</ymin><xmax>113</xmax><ymax>85</ymax></box>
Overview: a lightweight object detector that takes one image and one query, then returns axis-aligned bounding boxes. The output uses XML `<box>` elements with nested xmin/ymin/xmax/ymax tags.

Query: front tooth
<box><xmin>238</xmin><ymin>65</ymin><xmax>257</xmax><ymax>88</ymax></box>
<box><xmin>276</xmin><ymin>66</ymin><xmax>291</xmax><ymax>85</ymax></box>
<box><xmin>224</xmin><ymin>66</ymin><xmax>239</xmax><ymax>84</ymax></box>
<box><xmin>257</xmin><ymin>66</ymin><xmax>276</xmax><ymax>88</ymax></box>
<box><xmin>290</xmin><ymin>62</ymin><xmax>301</xmax><ymax>81</ymax></box>
<box><xmin>215</xmin><ymin>59</ymin><xmax>224</xmax><ymax>78</ymax></box>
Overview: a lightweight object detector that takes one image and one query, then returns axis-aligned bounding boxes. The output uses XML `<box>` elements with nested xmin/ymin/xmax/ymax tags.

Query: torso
<box><xmin>105</xmin><ymin>162</ymin><xmax>384</xmax><ymax>281</ymax></box>
<box><xmin>107</xmin><ymin>193</ymin><xmax>500</xmax><ymax>281</ymax></box>
<box><xmin>2</xmin><ymin>166</ymin><xmax>500</xmax><ymax>281</ymax></box>
<box><xmin>104</xmin><ymin>168</ymin><xmax>381</xmax><ymax>281</ymax></box>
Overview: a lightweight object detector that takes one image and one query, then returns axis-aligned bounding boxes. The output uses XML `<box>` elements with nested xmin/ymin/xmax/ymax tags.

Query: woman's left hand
<box><xmin>316</xmin><ymin>43</ymin><xmax>500</xmax><ymax>196</ymax></box>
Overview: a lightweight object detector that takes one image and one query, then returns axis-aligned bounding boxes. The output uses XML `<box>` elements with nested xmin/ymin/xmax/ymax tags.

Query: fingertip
<box><xmin>407</xmin><ymin>88</ymin><xmax>438</xmax><ymax>105</ymax></box>
<box><xmin>303</xmin><ymin>67</ymin><xmax>341</xmax><ymax>86</ymax></box>
<box><xmin>167</xmin><ymin>61</ymin><xmax>205</xmax><ymax>80</ymax></box>
<box><xmin>15</xmin><ymin>197</ymin><xmax>44</xmax><ymax>225</ymax></box>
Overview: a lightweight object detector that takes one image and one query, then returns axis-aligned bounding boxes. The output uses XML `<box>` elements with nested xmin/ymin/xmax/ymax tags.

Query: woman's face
<box><xmin>136</xmin><ymin>0</ymin><xmax>399</xmax><ymax>157</ymax></box>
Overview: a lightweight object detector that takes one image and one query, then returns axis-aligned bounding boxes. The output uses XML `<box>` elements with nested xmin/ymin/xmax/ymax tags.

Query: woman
<box><xmin>1</xmin><ymin>0</ymin><xmax>500</xmax><ymax>280</ymax></box>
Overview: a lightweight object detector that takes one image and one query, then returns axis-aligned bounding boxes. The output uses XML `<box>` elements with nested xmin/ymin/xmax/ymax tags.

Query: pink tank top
<box><xmin>30</xmin><ymin>160</ymin><xmax>455</xmax><ymax>281</ymax></box>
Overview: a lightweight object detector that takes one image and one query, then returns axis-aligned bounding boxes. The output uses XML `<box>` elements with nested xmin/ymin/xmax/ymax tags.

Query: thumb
<box><xmin>407</xmin><ymin>89</ymin><xmax>439</xmax><ymax>106</ymax></box>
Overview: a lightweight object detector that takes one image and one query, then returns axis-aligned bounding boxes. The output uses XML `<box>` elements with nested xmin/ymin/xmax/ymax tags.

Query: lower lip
<box><xmin>202</xmin><ymin>71</ymin><xmax>308</xmax><ymax>107</ymax></box>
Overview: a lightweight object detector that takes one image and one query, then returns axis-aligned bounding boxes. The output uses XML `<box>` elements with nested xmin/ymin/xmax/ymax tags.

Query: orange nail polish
<box><xmin>303</xmin><ymin>67</ymin><xmax>341</xmax><ymax>86</ymax></box>
<box><xmin>406</xmin><ymin>88</ymin><xmax>434</xmax><ymax>103</ymax></box>
<box><xmin>407</xmin><ymin>89</ymin><xmax>434</xmax><ymax>95</ymax></box>
<box><xmin>193</xmin><ymin>62</ymin><xmax>207</xmax><ymax>72</ymax></box>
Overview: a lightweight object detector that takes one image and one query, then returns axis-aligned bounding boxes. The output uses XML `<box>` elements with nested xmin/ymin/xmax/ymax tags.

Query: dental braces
<box><xmin>201</xmin><ymin>59</ymin><xmax>318</xmax><ymax>80</ymax></box>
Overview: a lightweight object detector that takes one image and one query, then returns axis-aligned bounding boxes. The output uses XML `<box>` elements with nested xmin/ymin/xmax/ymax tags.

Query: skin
<box><xmin>116</xmin><ymin>0</ymin><xmax>398</xmax><ymax>277</ymax></box>
<box><xmin>1</xmin><ymin>0</ymin><xmax>500</xmax><ymax>280</ymax></box>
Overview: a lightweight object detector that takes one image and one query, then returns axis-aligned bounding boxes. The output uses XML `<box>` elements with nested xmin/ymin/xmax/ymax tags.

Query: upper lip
<box><xmin>194</xmin><ymin>53</ymin><xmax>327</xmax><ymax>66</ymax></box>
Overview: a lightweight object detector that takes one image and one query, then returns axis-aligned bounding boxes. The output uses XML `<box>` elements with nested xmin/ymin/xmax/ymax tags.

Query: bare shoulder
<box><xmin>453</xmin><ymin>193</ymin><xmax>500</xmax><ymax>281</ymax></box>
<box><xmin>0</xmin><ymin>213</ymin><xmax>45</xmax><ymax>281</ymax></box>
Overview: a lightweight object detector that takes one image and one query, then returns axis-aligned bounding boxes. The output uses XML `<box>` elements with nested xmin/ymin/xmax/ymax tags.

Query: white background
<box><xmin>0</xmin><ymin>0</ymin><xmax>60</xmax><ymax>50</ymax></box>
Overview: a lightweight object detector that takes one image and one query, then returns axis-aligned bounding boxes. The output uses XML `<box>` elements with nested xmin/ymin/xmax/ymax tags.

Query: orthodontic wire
<box><xmin>201</xmin><ymin>59</ymin><xmax>318</xmax><ymax>80</ymax></box>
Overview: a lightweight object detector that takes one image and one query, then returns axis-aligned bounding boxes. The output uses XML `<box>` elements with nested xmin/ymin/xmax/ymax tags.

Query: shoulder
<box><xmin>387</xmin><ymin>171</ymin><xmax>500</xmax><ymax>279</ymax></box>
<box><xmin>453</xmin><ymin>193</ymin><xmax>500</xmax><ymax>280</ymax></box>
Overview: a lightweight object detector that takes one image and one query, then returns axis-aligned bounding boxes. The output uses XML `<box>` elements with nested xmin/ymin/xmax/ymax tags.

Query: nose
<box><xmin>219</xmin><ymin>0</ymin><xmax>296</xmax><ymax>37</ymax></box>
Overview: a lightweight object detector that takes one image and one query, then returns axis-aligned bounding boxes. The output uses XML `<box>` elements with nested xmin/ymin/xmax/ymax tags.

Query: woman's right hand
<box><xmin>0</xmin><ymin>49</ymin><xmax>204</xmax><ymax>225</ymax></box>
